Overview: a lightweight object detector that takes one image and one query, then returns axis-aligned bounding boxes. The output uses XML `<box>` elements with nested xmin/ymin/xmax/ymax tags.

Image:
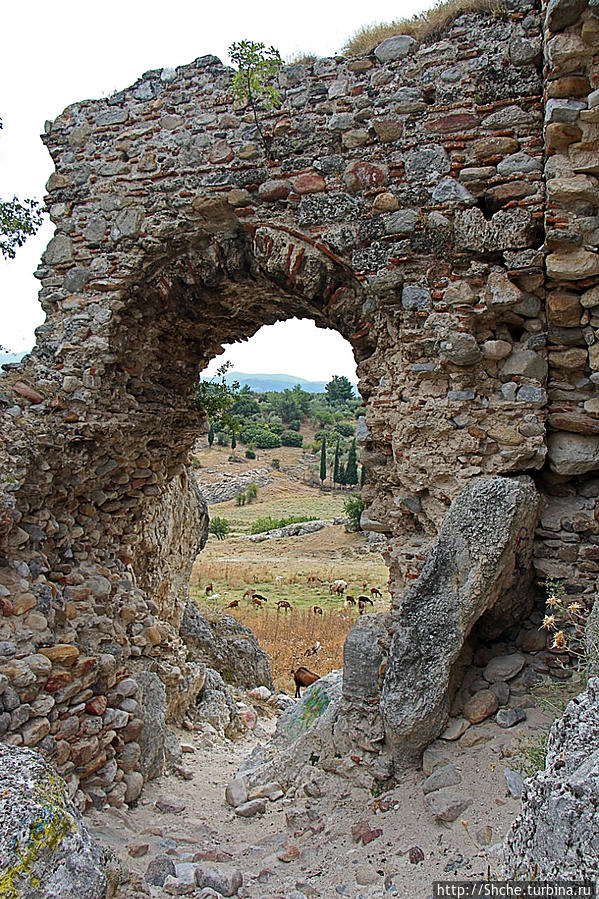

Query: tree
<box><xmin>231</xmin><ymin>432</ymin><xmax>237</xmax><ymax>450</ymax></box>
<box><xmin>344</xmin><ymin>493</ymin><xmax>364</xmax><ymax>531</ymax></box>
<box><xmin>208</xmin><ymin>423</ymin><xmax>215</xmax><ymax>447</ymax></box>
<box><xmin>209</xmin><ymin>516</ymin><xmax>231</xmax><ymax>540</ymax></box>
<box><xmin>325</xmin><ymin>375</ymin><xmax>355</xmax><ymax>407</ymax></box>
<box><xmin>333</xmin><ymin>439</ymin><xmax>340</xmax><ymax>489</ymax></box>
<box><xmin>246</xmin><ymin>483</ymin><xmax>259</xmax><ymax>503</ymax></box>
<box><xmin>346</xmin><ymin>439</ymin><xmax>359</xmax><ymax>486</ymax></box>
<box><xmin>360</xmin><ymin>464</ymin><xmax>367</xmax><ymax>488</ymax></box>
<box><xmin>319</xmin><ymin>436</ymin><xmax>327</xmax><ymax>487</ymax></box>
<box><xmin>0</xmin><ymin>120</ymin><xmax>44</xmax><ymax>260</ymax></box>
<box><xmin>229</xmin><ymin>41</ymin><xmax>282</xmax><ymax>159</ymax></box>
<box><xmin>194</xmin><ymin>363</ymin><xmax>239</xmax><ymax>432</ymax></box>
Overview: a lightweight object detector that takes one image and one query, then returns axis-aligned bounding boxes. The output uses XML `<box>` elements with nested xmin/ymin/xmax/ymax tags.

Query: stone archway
<box><xmin>3</xmin><ymin>0</ymin><xmax>599</xmax><ymax>805</ymax></box>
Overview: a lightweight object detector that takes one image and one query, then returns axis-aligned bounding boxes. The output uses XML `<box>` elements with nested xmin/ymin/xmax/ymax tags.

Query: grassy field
<box><xmin>191</xmin><ymin>439</ymin><xmax>390</xmax><ymax>691</ymax></box>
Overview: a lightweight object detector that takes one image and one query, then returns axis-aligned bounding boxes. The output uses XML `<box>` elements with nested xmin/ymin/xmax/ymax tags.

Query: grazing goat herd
<box><xmin>204</xmin><ymin>579</ymin><xmax>386</xmax><ymax>617</ymax></box>
<box><xmin>203</xmin><ymin>578</ymin><xmax>388</xmax><ymax>697</ymax></box>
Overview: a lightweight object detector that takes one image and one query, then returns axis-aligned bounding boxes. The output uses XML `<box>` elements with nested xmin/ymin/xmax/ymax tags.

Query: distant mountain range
<box><xmin>220</xmin><ymin>371</ymin><xmax>356</xmax><ymax>394</ymax></box>
<box><xmin>0</xmin><ymin>355</ymin><xmax>354</xmax><ymax>395</ymax></box>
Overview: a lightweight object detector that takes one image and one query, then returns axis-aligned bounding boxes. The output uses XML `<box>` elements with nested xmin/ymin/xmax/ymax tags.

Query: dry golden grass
<box><xmin>343</xmin><ymin>0</ymin><xmax>507</xmax><ymax>56</ymax></box>
<box><xmin>204</xmin><ymin>605</ymin><xmax>354</xmax><ymax>695</ymax></box>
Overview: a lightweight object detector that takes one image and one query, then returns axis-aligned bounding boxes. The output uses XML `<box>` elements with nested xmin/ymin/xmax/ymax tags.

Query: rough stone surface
<box><xmin>501</xmin><ymin>678</ymin><xmax>599</xmax><ymax>878</ymax></box>
<box><xmin>1</xmin><ymin>0</ymin><xmax>598</xmax><ymax>816</ymax></box>
<box><xmin>374</xmin><ymin>476</ymin><xmax>539</xmax><ymax>761</ymax></box>
<box><xmin>0</xmin><ymin>744</ymin><xmax>106</xmax><ymax>898</ymax></box>
<box><xmin>180</xmin><ymin>604</ymin><xmax>273</xmax><ymax>690</ymax></box>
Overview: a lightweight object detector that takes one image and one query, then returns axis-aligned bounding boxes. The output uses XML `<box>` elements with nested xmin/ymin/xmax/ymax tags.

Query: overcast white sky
<box><xmin>1</xmin><ymin>0</ymin><xmax>432</xmax><ymax>379</ymax></box>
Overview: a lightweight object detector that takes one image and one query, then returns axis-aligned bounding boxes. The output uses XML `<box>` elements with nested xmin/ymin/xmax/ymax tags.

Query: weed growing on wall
<box><xmin>229</xmin><ymin>41</ymin><xmax>282</xmax><ymax>158</ymax></box>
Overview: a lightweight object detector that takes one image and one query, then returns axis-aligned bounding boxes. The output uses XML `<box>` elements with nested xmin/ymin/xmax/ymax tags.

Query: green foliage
<box><xmin>360</xmin><ymin>464</ymin><xmax>367</xmax><ymax>488</ymax></box>
<box><xmin>241</xmin><ymin>425</ymin><xmax>281</xmax><ymax>448</ymax></box>
<box><xmin>333</xmin><ymin>439</ymin><xmax>340</xmax><ymax>487</ymax></box>
<box><xmin>236</xmin><ymin>492</ymin><xmax>247</xmax><ymax>506</ymax></box>
<box><xmin>209</xmin><ymin>516</ymin><xmax>231</xmax><ymax>540</ymax></box>
<box><xmin>271</xmin><ymin>457</ymin><xmax>281</xmax><ymax>470</ymax></box>
<box><xmin>0</xmin><ymin>120</ymin><xmax>43</xmax><ymax>260</ymax></box>
<box><xmin>231</xmin><ymin>432</ymin><xmax>237</xmax><ymax>450</ymax></box>
<box><xmin>191</xmin><ymin>456</ymin><xmax>201</xmax><ymax>470</ymax></box>
<box><xmin>281</xmin><ymin>430</ymin><xmax>303</xmax><ymax>447</ymax></box>
<box><xmin>217</xmin><ymin>431</ymin><xmax>229</xmax><ymax>447</ymax></box>
<box><xmin>208</xmin><ymin>423</ymin><xmax>215</xmax><ymax>447</ymax></box>
<box><xmin>250</xmin><ymin>514</ymin><xmax>318</xmax><ymax>534</ymax></box>
<box><xmin>345</xmin><ymin>439</ymin><xmax>359</xmax><ymax>486</ymax></box>
<box><xmin>246</xmin><ymin>482</ymin><xmax>259</xmax><ymax>503</ymax></box>
<box><xmin>325</xmin><ymin>375</ymin><xmax>355</xmax><ymax>407</ymax></box>
<box><xmin>194</xmin><ymin>364</ymin><xmax>239</xmax><ymax>432</ymax></box>
<box><xmin>245</xmin><ymin>448</ymin><xmax>256</xmax><ymax>460</ymax></box>
<box><xmin>228</xmin><ymin>41</ymin><xmax>283</xmax><ymax>158</ymax></box>
<box><xmin>344</xmin><ymin>493</ymin><xmax>364</xmax><ymax>531</ymax></box>
<box><xmin>320</xmin><ymin>436</ymin><xmax>327</xmax><ymax>485</ymax></box>
<box><xmin>335</xmin><ymin>421</ymin><xmax>355</xmax><ymax>438</ymax></box>
<box><xmin>513</xmin><ymin>731</ymin><xmax>549</xmax><ymax>778</ymax></box>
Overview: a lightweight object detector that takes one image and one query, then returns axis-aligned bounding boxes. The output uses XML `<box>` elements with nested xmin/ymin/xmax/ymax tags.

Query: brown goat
<box><xmin>292</xmin><ymin>666</ymin><xmax>320</xmax><ymax>698</ymax></box>
<box><xmin>226</xmin><ymin>599</ymin><xmax>239</xmax><ymax>609</ymax></box>
<box><xmin>277</xmin><ymin>600</ymin><xmax>292</xmax><ymax>612</ymax></box>
<box><xmin>252</xmin><ymin>593</ymin><xmax>268</xmax><ymax>603</ymax></box>
<box><xmin>312</xmin><ymin>605</ymin><xmax>323</xmax><ymax>616</ymax></box>
<box><xmin>205</xmin><ymin>583</ymin><xmax>214</xmax><ymax>596</ymax></box>
<box><xmin>243</xmin><ymin>588</ymin><xmax>256</xmax><ymax>600</ymax></box>
<box><xmin>252</xmin><ymin>597</ymin><xmax>264</xmax><ymax>609</ymax></box>
<box><xmin>370</xmin><ymin>587</ymin><xmax>382</xmax><ymax>598</ymax></box>
<box><xmin>345</xmin><ymin>595</ymin><xmax>356</xmax><ymax>606</ymax></box>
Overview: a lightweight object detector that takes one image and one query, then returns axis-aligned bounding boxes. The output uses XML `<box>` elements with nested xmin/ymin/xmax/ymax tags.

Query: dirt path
<box><xmin>89</xmin><ymin>687</ymin><xmax>557</xmax><ymax>899</ymax></box>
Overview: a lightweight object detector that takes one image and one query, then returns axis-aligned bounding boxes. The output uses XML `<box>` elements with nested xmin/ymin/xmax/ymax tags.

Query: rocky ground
<box><xmin>89</xmin><ymin>638</ymin><xmax>568</xmax><ymax>899</ymax></box>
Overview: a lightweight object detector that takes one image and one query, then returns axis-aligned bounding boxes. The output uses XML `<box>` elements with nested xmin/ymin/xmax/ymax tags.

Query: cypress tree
<box><xmin>360</xmin><ymin>464</ymin><xmax>366</xmax><ymax>487</ymax></box>
<box><xmin>320</xmin><ymin>436</ymin><xmax>327</xmax><ymax>487</ymax></box>
<box><xmin>208</xmin><ymin>423</ymin><xmax>215</xmax><ymax>447</ymax></box>
<box><xmin>231</xmin><ymin>431</ymin><xmax>237</xmax><ymax>450</ymax></box>
<box><xmin>338</xmin><ymin>462</ymin><xmax>346</xmax><ymax>486</ymax></box>
<box><xmin>333</xmin><ymin>439</ymin><xmax>340</xmax><ymax>489</ymax></box>
<box><xmin>346</xmin><ymin>439</ymin><xmax>358</xmax><ymax>486</ymax></box>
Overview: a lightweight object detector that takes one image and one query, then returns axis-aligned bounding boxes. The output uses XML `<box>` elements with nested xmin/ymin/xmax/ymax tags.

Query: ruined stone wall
<box><xmin>532</xmin><ymin>0</ymin><xmax>599</xmax><ymax>598</ymax></box>
<box><xmin>0</xmin><ymin>0</ymin><xmax>598</xmax><ymax>807</ymax></box>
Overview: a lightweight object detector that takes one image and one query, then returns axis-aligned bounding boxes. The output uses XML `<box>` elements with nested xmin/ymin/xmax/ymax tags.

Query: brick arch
<box><xmin>5</xmin><ymin>0</ymin><xmax>599</xmax><ymax>802</ymax></box>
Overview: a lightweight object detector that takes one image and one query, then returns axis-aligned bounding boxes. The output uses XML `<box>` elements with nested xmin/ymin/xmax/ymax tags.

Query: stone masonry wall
<box><xmin>0</xmin><ymin>0</ymin><xmax>598</xmax><ymax>808</ymax></box>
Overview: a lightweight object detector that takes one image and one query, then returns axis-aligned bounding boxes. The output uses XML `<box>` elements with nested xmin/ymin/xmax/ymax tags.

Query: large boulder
<box><xmin>0</xmin><ymin>744</ymin><xmax>106</xmax><ymax>899</ymax></box>
<box><xmin>378</xmin><ymin>476</ymin><xmax>539</xmax><ymax>762</ymax></box>
<box><xmin>501</xmin><ymin>678</ymin><xmax>599</xmax><ymax>878</ymax></box>
<box><xmin>180</xmin><ymin>603</ymin><xmax>273</xmax><ymax>690</ymax></box>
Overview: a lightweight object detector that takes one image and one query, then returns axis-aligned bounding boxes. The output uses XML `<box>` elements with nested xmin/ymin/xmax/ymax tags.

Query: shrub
<box><xmin>250</xmin><ymin>514</ymin><xmax>317</xmax><ymax>534</ymax></box>
<box><xmin>236</xmin><ymin>492</ymin><xmax>247</xmax><ymax>506</ymax></box>
<box><xmin>271</xmin><ymin>457</ymin><xmax>281</xmax><ymax>470</ymax></box>
<box><xmin>191</xmin><ymin>456</ymin><xmax>201</xmax><ymax>469</ymax></box>
<box><xmin>246</xmin><ymin>482</ymin><xmax>259</xmax><ymax>502</ymax></box>
<box><xmin>335</xmin><ymin>421</ymin><xmax>355</xmax><ymax>438</ymax></box>
<box><xmin>344</xmin><ymin>493</ymin><xmax>364</xmax><ymax>531</ymax></box>
<box><xmin>245</xmin><ymin>448</ymin><xmax>256</xmax><ymax>459</ymax></box>
<box><xmin>281</xmin><ymin>430</ymin><xmax>303</xmax><ymax>447</ymax></box>
<box><xmin>209</xmin><ymin>517</ymin><xmax>231</xmax><ymax>540</ymax></box>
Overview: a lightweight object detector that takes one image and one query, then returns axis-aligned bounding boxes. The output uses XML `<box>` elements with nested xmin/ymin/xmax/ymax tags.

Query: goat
<box><xmin>252</xmin><ymin>597</ymin><xmax>264</xmax><ymax>609</ymax></box>
<box><xmin>274</xmin><ymin>575</ymin><xmax>283</xmax><ymax>588</ymax></box>
<box><xmin>304</xmin><ymin>641</ymin><xmax>321</xmax><ymax>657</ymax></box>
<box><xmin>307</xmin><ymin>575</ymin><xmax>322</xmax><ymax>585</ymax></box>
<box><xmin>243</xmin><ymin>588</ymin><xmax>256</xmax><ymax>600</ymax></box>
<box><xmin>205</xmin><ymin>583</ymin><xmax>214</xmax><ymax>596</ymax></box>
<box><xmin>252</xmin><ymin>593</ymin><xmax>268</xmax><ymax>603</ymax></box>
<box><xmin>312</xmin><ymin>605</ymin><xmax>323</xmax><ymax>616</ymax></box>
<box><xmin>292</xmin><ymin>666</ymin><xmax>320</xmax><ymax>698</ymax></box>
<box><xmin>358</xmin><ymin>595</ymin><xmax>374</xmax><ymax>615</ymax></box>
<box><xmin>344</xmin><ymin>595</ymin><xmax>356</xmax><ymax>607</ymax></box>
<box><xmin>211</xmin><ymin>593</ymin><xmax>221</xmax><ymax>602</ymax></box>
<box><xmin>226</xmin><ymin>599</ymin><xmax>239</xmax><ymax>609</ymax></box>
<box><xmin>329</xmin><ymin>579</ymin><xmax>348</xmax><ymax>595</ymax></box>
<box><xmin>370</xmin><ymin>587</ymin><xmax>382</xmax><ymax>599</ymax></box>
<box><xmin>277</xmin><ymin>600</ymin><xmax>292</xmax><ymax>612</ymax></box>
